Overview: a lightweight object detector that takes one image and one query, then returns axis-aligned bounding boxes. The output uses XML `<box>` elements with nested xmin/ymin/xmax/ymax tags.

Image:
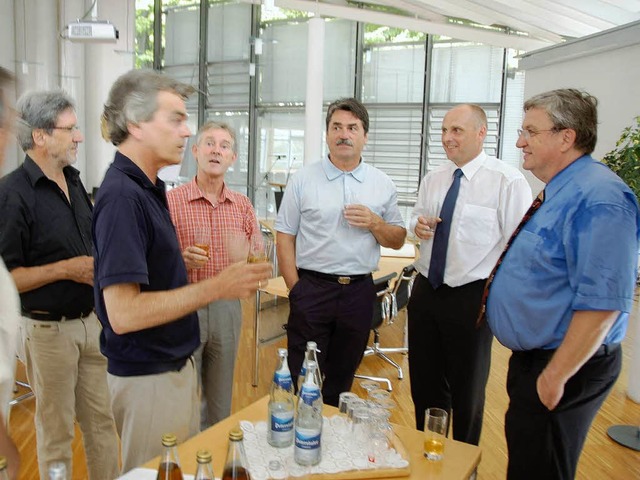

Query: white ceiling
<box><xmin>271</xmin><ymin>0</ymin><xmax>640</xmax><ymax>51</ymax></box>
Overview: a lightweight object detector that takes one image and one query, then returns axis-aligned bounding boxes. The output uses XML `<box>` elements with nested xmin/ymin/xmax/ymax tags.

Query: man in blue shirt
<box><xmin>95</xmin><ymin>70</ymin><xmax>272</xmax><ymax>472</ymax></box>
<box><xmin>276</xmin><ymin>98</ymin><xmax>406</xmax><ymax>406</ymax></box>
<box><xmin>487</xmin><ymin>89</ymin><xmax>640</xmax><ymax>479</ymax></box>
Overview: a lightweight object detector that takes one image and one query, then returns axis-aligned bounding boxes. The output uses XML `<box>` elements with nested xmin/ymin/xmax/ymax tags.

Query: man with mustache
<box><xmin>167</xmin><ymin>122</ymin><xmax>260</xmax><ymax>429</ymax></box>
<box><xmin>276</xmin><ymin>97</ymin><xmax>406</xmax><ymax>406</ymax></box>
<box><xmin>408</xmin><ymin>104</ymin><xmax>531</xmax><ymax>445</ymax></box>
<box><xmin>0</xmin><ymin>90</ymin><xmax>119</xmax><ymax>479</ymax></box>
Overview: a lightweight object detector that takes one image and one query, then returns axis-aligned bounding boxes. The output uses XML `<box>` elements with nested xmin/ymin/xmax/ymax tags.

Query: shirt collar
<box><xmin>322</xmin><ymin>155</ymin><xmax>366</xmax><ymax>182</ymax></box>
<box><xmin>187</xmin><ymin>176</ymin><xmax>236</xmax><ymax>204</ymax></box>
<box><xmin>112</xmin><ymin>150</ymin><xmax>166</xmax><ymax>192</ymax></box>
<box><xmin>457</xmin><ymin>150</ymin><xmax>487</xmax><ymax>180</ymax></box>
<box><xmin>22</xmin><ymin>154</ymin><xmax>81</xmax><ymax>188</ymax></box>
<box><xmin>544</xmin><ymin>154</ymin><xmax>591</xmax><ymax>199</ymax></box>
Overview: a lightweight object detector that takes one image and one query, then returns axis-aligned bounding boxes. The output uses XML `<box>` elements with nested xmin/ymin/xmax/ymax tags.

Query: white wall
<box><xmin>519</xmin><ymin>21</ymin><xmax>640</xmax><ymax>193</ymax></box>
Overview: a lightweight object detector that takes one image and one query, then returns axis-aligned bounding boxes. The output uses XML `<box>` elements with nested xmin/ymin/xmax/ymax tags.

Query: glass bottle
<box><xmin>222</xmin><ymin>427</ymin><xmax>252</xmax><ymax>480</ymax></box>
<box><xmin>294</xmin><ymin>361</ymin><xmax>323</xmax><ymax>466</ymax></box>
<box><xmin>48</xmin><ymin>461</ymin><xmax>67</xmax><ymax>480</ymax></box>
<box><xmin>268</xmin><ymin>348</ymin><xmax>295</xmax><ymax>447</ymax></box>
<box><xmin>194</xmin><ymin>450</ymin><xmax>215</xmax><ymax>480</ymax></box>
<box><xmin>297</xmin><ymin>341</ymin><xmax>323</xmax><ymax>394</ymax></box>
<box><xmin>0</xmin><ymin>456</ymin><xmax>9</xmax><ymax>480</ymax></box>
<box><xmin>157</xmin><ymin>433</ymin><xmax>184</xmax><ymax>480</ymax></box>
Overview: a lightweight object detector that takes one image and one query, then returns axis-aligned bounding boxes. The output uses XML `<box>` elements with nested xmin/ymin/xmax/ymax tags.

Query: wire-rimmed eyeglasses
<box><xmin>517</xmin><ymin>128</ymin><xmax>560</xmax><ymax>140</ymax></box>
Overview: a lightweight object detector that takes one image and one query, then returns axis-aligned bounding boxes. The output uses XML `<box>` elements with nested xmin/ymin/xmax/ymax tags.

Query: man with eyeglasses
<box><xmin>0</xmin><ymin>90</ymin><xmax>119</xmax><ymax>479</ymax></box>
<box><xmin>486</xmin><ymin>89</ymin><xmax>640</xmax><ymax>479</ymax></box>
<box><xmin>407</xmin><ymin>104</ymin><xmax>531</xmax><ymax>445</ymax></box>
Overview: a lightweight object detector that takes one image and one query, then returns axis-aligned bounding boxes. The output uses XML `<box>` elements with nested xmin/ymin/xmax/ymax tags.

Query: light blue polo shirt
<box><xmin>276</xmin><ymin>156</ymin><xmax>405</xmax><ymax>275</ymax></box>
<box><xmin>487</xmin><ymin>155</ymin><xmax>640</xmax><ymax>351</ymax></box>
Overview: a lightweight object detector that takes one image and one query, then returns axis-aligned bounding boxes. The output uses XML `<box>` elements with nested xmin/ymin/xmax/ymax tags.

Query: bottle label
<box><xmin>295</xmin><ymin>426</ymin><xmax>321</xmax><ymax>451</ymax></box>
<box><xmin>274</xmin><ymin>371</ymin><xmax>292</xmax><ymax>390</ymax></box>
<box><xmin>299</xmin><ymin>385</ymin><xmax>320</xmax><ymax>405</ymax></box>
<box><xmin>270</xmin><ymin>410</ymin><xmax>294</xmax><ymax>433</ymax></box>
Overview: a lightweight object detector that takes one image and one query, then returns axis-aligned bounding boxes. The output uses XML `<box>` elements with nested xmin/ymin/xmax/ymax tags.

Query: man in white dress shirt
<box><xmin>407</xmin><ymin>104</ymin><xmax>531</xmax><ymax>445</ymax></box>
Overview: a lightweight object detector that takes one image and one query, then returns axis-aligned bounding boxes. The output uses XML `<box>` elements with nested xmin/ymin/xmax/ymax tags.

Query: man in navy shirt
<box><xmin>487</xmin><ymin>89</ymin><xmax>640</xmax><ymax>479</ymax></box>
<box><xmin>94</xmin><ymin>70</ymin><xmax>271</xmax><ymax>472</ymax></box>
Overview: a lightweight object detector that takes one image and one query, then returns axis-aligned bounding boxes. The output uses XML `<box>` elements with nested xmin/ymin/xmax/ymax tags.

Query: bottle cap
<box><xmin>277</xmin><ymin>347</ymin><xmax>288</xmax><ymax>357</ymax></box>
<box><xmin>196</xmin><ymin>449</ymin><xmax>212</xmax><ymax>463</ymax></box>
<box><xmin>229</xmin><ymin>427</ymin><xmax>244</xmax><ymax>441</ymax></box>
<box><xmin>161</xmin><ymin>433</ymin><xmax>178</xmax><ymax>447</ymax></box>
<box><xmin>0</xmin><ymin>456</ymin><xmax>6</xmax><ymax>470</ymax></box>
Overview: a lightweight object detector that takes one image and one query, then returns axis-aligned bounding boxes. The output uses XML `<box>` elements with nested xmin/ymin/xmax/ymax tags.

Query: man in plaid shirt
<box><xmin>168</xmin><ymin>121</ymin><xmax>260</xmax><ymax>429</ymax></box>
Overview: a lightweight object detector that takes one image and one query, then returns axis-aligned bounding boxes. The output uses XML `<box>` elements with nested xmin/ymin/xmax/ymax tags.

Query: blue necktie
<box><xmin>428</xmin><ymin>168</ymin><xmax>463</xmax><ymax>289</ymax></box>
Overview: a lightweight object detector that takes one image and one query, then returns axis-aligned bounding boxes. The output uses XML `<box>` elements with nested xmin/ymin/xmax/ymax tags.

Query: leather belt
<box><xmin>298</xmin><ymin>268</ymin><xmax>371</xmax><ymax>285</ymax></box>
<box><xmin>517</xmin><ymin>342</ymin><xmax>621</xmax><ymax>359</ymax></box>
<box><xmin>22</xmin><ymin>309</ymin><xmax>94</xmax><ymax>322</ymax></box>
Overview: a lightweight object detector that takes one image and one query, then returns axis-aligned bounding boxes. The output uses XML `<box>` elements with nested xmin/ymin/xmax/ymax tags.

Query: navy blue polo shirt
<box><xmin>93</xmin><ymin>151</ymin><xmax>199</xmax><ymax>376</ymax></box>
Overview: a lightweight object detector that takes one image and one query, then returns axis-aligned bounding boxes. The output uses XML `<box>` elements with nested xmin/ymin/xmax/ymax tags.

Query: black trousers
<box><xmin>286</xmin><ymin>273</ymin><xmax>375</xmax><ymax>407</ymax></box>
<box><xmin>407</xmin><ymin>274</ymin><xmax>492</xmax><ymax>445</ymax></box>
<box><xmin>505</xmin><ymin>344</ymin><xmax>622</xmax><ymax>480</ymax></box>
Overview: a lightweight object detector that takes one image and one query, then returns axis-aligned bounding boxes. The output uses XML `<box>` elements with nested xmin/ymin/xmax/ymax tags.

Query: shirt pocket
<box><xmin>455</xmin><ymin>204</ymin><xmax>499</xmax><ymax>246</ymax></box>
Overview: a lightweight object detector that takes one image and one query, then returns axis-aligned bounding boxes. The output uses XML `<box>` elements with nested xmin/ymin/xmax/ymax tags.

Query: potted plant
<box><xmin>602</xmin><ymin>116</ymin><xmax>640</xmax><ymax>200</ymax></box>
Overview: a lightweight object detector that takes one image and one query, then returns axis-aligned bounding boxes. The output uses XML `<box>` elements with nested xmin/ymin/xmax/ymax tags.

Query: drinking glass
<box><xmin>248</xmin><ymin>235</ymin><xmax>274</xmax><ymax>264</ymax></box>
<box><xmin>194</xmin><ymin>225</ymin><xmax>211</xmax><ymax>258</ymax></box>
<box><xmin>338</xmin><ymin>392</ymin><xmax>359</xmax><ymax>414</ymax></box>
<box><xmin>424</xmin><ymin>408</ymin><xmax>448</xmax><ymax>461</ymax></box>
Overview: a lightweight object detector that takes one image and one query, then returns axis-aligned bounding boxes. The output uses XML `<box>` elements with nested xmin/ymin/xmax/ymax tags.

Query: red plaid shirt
<box><xmin>167</xmin><ymin>178</ymin><xmax>259</xmax><ymax>283</ymax></box>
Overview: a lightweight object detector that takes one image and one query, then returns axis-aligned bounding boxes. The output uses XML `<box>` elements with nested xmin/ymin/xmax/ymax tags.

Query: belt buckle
<box><xmin>338</xmin><ymin>276</ymin><xmax>351</xmax><ymax>285</ymax></box>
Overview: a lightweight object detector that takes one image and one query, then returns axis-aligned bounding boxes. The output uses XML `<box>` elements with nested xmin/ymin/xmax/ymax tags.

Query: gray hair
<box><xmin>103</xmin><ymin>69</ymin><xmax>195</xmax><ymax>146</ymax></box>
<box><xmin>0</xmin><ymin>67</ymin><xmax>15</xmax><ymax>128</ymax></box>
<box><xmin>195</xmin><ymin>121</ymin><xmax>238</xmax><ymax>154</ymax></box>
<box><xmin>524</xmin><ymin>88</ymin><xmax>598</xmax><ymax>155</ymax></box>
<box><xmin>16</xmin><ymin>90</ymin><xmax>75</xmax><ymax>151</ymax></box>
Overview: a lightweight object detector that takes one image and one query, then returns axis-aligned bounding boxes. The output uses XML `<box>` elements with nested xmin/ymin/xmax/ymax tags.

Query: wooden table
<box><xmin>252</xmin><ymin>255</ymin><xmax>416</xmax><ymax>386</ymax></box>
<box><xmin>143</xmin><ymin>396</ymin><xmax>481</xmax><ymax>479</ymax></box>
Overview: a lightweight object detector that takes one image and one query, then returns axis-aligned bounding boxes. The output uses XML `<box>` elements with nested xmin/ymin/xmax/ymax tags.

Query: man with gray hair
<box><xmin>0</xmin><ymin>89</ymin><xmax>119</xmax><ymax>479</ymax></box>
<box><xmin>0</xmin><ymin>66</ymin><xmax>21</xmax><ymax>480</ymax></box>
<box><xmin>95</xmin><ymin>70</ymin><xmax>271</xmax><ymax>471</ymax></box>
<box><xmin>167</xmin><ymin>121</ymin><xmax>261</xmax><ymax>429</ymax></box>
<box><xmin>486</xmin><ymin>89</ymin><xmax>640</xmax><ymax>478</ymax></box>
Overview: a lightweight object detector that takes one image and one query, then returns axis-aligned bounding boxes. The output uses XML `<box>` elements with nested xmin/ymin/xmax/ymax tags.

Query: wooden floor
<box><xmin>8</xmin><ymin>293</ymin><xmax>640</xmax><ymax>479</ymax></box>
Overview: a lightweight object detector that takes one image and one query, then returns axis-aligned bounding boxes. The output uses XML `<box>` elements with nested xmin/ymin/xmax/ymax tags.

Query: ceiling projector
<box><xmin>67</xmin><ymin>20</ymin><xmax>119</xmax><ymax>42</ymax></box>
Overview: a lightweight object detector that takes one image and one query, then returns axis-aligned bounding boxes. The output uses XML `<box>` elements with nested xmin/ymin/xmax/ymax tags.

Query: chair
<box><xmin>389</xmin><ymin>264</ymin><xmax>418</xmax><ymax>352</ymax></box>
<box><xmin>354</xmin><ymin>272</ymin><xmax>397</xmax><ymax>391</ymax></box>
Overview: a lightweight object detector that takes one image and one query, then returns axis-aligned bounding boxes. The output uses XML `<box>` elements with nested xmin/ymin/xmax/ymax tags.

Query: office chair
<box><xmin>389</xmin><ymin>264</ymin><xmax>417</xmax><ymax>352</ymax></box>
<box><xmin>354</xmin><ymin>272</ymin><xmax>397</xmax><ymax>392</ymax></box>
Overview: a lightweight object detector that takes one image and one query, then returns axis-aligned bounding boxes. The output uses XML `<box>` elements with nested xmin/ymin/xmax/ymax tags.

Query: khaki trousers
<box><xmin>22</xmin><ymin>313</ymin><xmax>120</xmax><ymax>480</ymax></box>
<box><xmin>108</xmin><ymin>357</ymin><xmax>199</xmax><ymax>474</ymax></box>
<box><xmin>194</xmin><ymin>299</ymin><xmax>242</xmax><ymax>429</ymax></box>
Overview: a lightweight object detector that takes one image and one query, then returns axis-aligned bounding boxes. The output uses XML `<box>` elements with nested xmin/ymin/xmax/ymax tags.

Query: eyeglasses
<box><xmin>51</xmin><ymin>125</ymin><xmax>81</xmax><ymax>133</ymax></box>
<box><xmin>517</xmin><ymin>128</ymin><xmax>559</xmax><ymax>140</ymax></box>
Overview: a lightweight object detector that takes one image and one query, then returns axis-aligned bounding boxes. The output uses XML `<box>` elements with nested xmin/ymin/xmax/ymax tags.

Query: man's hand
<box><xmin>536</xmin><ymin>369</ymin><xmax>565</xmax><ymax>410</ymax></box>
<box><xmin>64</xmin><ymin>256</ymin><xmax>94</xmax><ymax>286</ymax></box>
<box><xmin>343</xmin><ymin>204</ymin><xmax>380</xmax><ymax>230</ymax></box>
<box><xmin>415</xmin><ymin>215</ymin><xmax>440</xmax><ymax>240</ymax></box>
<box><xmin>182</xmin><ymin>246</ymin><xmax>209</xmax><ymax>270</ymax></box>
<box><xmin>215</xmin><ymin>261</ymin><xmax>273</xmax><ymax>299</ymax></box>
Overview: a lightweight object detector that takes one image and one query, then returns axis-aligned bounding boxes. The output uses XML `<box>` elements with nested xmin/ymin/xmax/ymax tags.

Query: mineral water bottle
<box><xmin>222</xmin><ymin>427</ymin><xmax>252</xmax><ymax>480</ymax></box>
<box><xmin>48</xmin><ymin>462</ymin><xmax>67</xmax><ymax>480</ymax></box>
<box><xmin>297</xmin><ymin>341</ymin><xmax>323</xmax><ymax>394</ymax></box>
<box><xmin>156</xmin><ymin>433</ymin><xmax>184</xmax><ymax>480</ymax></box>
<box><xmin>268</xmin><ymin>348</ymin><xmax>295</xmax><ymax>447</ymax></box>
<box><xmin>294</xmin><ymin>361</ymin><xmax>323</xmax><ymax>466</ymax></box>
<box><xmin>194</xmin><ymin>450</ymin><xmax>215</xmax><ymax>480</ymax></box>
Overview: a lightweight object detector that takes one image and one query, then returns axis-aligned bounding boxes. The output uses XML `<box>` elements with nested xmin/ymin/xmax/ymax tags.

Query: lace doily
<box><xmin>239</xmin><ymin>415</ymin><xmax>409</xmax><ymax>479</ymax></box>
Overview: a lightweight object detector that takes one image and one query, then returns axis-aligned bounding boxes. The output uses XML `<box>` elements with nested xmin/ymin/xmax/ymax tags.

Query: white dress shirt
<box><xmin>410</xmin><ymin>150</ymin><xmax>532</xmax><ymax>287</ymax></box>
